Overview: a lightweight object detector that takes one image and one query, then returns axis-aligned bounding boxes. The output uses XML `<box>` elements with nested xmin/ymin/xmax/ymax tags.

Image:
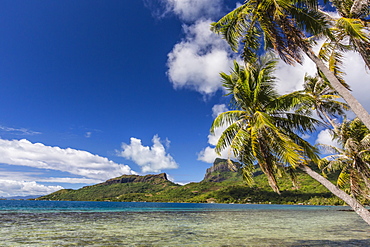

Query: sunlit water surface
<box><xmin>0</xmin><ymin>200</ymin><xmax>369</xmax><ymax>246</ymax></box>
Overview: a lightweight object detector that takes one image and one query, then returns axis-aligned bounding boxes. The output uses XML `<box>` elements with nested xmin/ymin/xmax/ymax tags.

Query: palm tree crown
<box><xmin>288</xmin><ymin>73</ymin><xmax>349</xmax><ymax>131</ymax></box>
<box><xmin>319</xmin><ymin>0</ymin><xmax>370</xmax><ymax>76</ymax></box>
<box><xmin>211</xmin><ymin>55</ymin><xmax>320</xmax><ymax>193</ymax></box>
<box><xmin>211</xmin><ymin>0</ymin><xmax>327</xmax><ymax>64</ymax></box>
<box><xmin>319</xmin><ymin>118</ymin><xmax>370</xmax><ymax>201</ymax></box>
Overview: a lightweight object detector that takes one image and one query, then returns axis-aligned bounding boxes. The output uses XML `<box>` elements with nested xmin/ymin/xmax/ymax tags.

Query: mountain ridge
<box><xmin>102</xmin><ymin>173</ymin><xmax>169</xmax><ymax>185</ymax></box>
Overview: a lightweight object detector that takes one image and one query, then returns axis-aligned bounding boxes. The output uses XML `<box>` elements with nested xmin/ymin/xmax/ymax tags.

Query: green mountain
<box><xmin>37</xmin><ymin>158</ymin><xmax>344</xmax><ymax>205</ymax></box>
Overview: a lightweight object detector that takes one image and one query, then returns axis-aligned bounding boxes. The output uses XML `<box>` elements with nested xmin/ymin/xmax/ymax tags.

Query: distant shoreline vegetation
<box><xmin>36</xmin><ymin>159</ymin><xmax>360</xmax><ymax>206</ymax></box>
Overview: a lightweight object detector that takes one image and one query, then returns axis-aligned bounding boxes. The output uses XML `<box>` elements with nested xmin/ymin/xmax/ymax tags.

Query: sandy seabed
<box><xmin>1</xmin><ymin>207</ymin><xmax>369</xmax><ymax>246</ymax></box>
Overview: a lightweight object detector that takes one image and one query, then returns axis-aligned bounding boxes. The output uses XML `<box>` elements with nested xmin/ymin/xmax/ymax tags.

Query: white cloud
<box><xmin>118</xmin><ymin>135</ymin><xmax>179</xmax><ymax>173</ymax></box>
<box><xmin>0</xmin><ymin>125</ymin><xmax>41</xmax><ymax>135</ymax></box>
<box><xmin>0</xmin><ymin>170</ymin><xmax>100</xmax><ymax>184</ymax></box>
<box><xmin>342</xmin><ymin>51</ymin><xmax>370</xmax><ymax>112</ymax></box>
<box><xmin>316</xmin><ymin>129</ymin><xmax>340</xmax><ymax>149</ymax></box>
<box><xmin>167</xmin><ymin>19</ymin><xmax>235</xmax><ymax>95</ymax></box>
<box><xmin>0</xmin><ymin>179</ymin><xmax>63</xmax><ymax>197</ymax></box>
<box><xmin>208</xmin><ymin>124</ymin><xmax>228</xmax><ymax>147</ymax></box>
<box><xmin>0</xmin><ymin>138</ymin><xmax>135</xmax><ymax>180</ymax></box>
<box><xmin>198</xmin><ymin>146</ymin><xmax>220</xmax><ymax>163</ymax></box>
<box><xmin>208</xmin><ymin>104</ymin><xmax>229</xmax><ymax>146</ymax></box>
<box><xmin>274</xmin><ymin>56</ymin><xmax>317</xmax><ymax>94</ymax></box>
<box><xmin>198</xmin><ymin>128</ymin><xmax>232</xmax><ymax>163</ymax></box>
<box><xmin>212</xmin><ymin>103</ymin><xmax>228</xmax><ymax>118</ymax></box>
<box><xmin>161</xmin><ymin>0</ymin><xmax>224</xmax><ymax>22</ymax></box>
<box><xmin>198</xmin><ymin>104</ymin><xmax>232</xmax><ymax>163</ymax></box>
<box><xmin>274</xmin><ymin>39</ymin><xmax>326</xmax><ymax>94</ymax></box>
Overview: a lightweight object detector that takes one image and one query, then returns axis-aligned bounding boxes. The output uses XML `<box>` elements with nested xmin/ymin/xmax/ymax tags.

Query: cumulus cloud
<box><xmin>0</xmin><ymin>139</ymin><xmax>135</xmax><ymax>180</ymax></box>
<box><xmin>0</xmin><ymin>179</ymin><xmax>63</xmax><ymax>197</ymax></box>
<box><xmin>198</xmin><ymin>146</ymin><xmax>220</xmax><ymax>163</ymax></box>
<box><xmin>198</xmin><ymin>104</ymin><xmax>232</xmax><ymax>163</ymax></box>
<box><xmin>198</xmin><ymin>126</ymin><xmax>231</xmax><ymax>163</ymax></box>
<box><xmin>148</xmin><ymin>0</ymin><xmax>235</xmax><ymax>95</ymax></box>
<box><xmin>315</xmin><ymin>129</ymin><xmax>341</xmax><ymax>152</ymax></box>
<box><xmin>274</xmin><ymin>56</ymin><xmax>317</xmax><ymax>94</ymax></box>
<box><xmin>212</xmin><ymin>103</ymin><xmax>228</xmax><ymax>118</ymax></box>
<box><xmin>118</xmin><ymin>135</ymin><xmax>179</xmax><ymax>173</ymax></box>
<box><xmin>162</xmin><ymin>0</ymin><xmax>224</xmax><ymax>22</ymax></box>
<box><xmin>342</xmin><ymin>51</ymin><xmax>370</xmax><ymax>112</ymax></box>
<box><xmin>167</xmin><ymin>19</ymin><xmax>235</xmax><ymax>95</ymax></box>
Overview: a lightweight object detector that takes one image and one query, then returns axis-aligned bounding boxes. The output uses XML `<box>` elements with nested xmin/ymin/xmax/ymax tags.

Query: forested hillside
<box><xmin>37</xmin><ymin>159</ymin><xmax>344</xmax><ymax>205</ymax></box>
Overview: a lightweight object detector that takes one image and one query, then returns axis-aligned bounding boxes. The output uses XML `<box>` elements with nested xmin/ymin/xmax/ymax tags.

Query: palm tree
<box><xmin>211</xmin><ymin>0</ymin><xmax>370</xmax><ymax>130</ymax></box>
<box><xmin>211</xmin><ymin>55</ymin><xmax>320</xmax><ymax>193</ymax></box>
<box><xmin>319</xmin><ymin>0</ymin><xmax>370</xmax><ymax>78</ymax></box>
<box><xmin>212</xmin><ymin>56</ymin><xmax>370</xmax><ymax>225</ymax></box>
<box><xmin>319</xmin><ymin>118</ymin><xmax>370</xmax><ymax>201</ymax></box>
<box><xmin>288</xmin><ymin>73</ymin><xmax>349</xmax><ymax>132</ymax></box>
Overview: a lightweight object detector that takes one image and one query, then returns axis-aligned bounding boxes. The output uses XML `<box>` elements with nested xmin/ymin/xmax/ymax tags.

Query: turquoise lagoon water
<box><xmin>0</xmin><ymin>200</ymin><xmax>369</xmax><ymax>246</ymax></box>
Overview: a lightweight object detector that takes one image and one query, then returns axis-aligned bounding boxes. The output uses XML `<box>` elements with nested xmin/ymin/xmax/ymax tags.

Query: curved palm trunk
<box><xmin>298</xmin><ymin>164</ymin><xmax>370</xmax><ymax>225</ymax></box>
<box><xmin>259</xmin><ymin>142</ymin><xmax>281</xmax><ymax>194</ymax></box>
<box><xmin>303</xmin><ymin>47</ymin><xmax>370</xmax><ymax>130</ymax></box>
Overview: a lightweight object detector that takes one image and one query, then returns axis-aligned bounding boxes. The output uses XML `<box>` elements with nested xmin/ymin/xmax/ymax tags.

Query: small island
<box><xmin>37</xmin><ymin>158</ymin><xmax>343</xmax><ymax>205</ymax></box>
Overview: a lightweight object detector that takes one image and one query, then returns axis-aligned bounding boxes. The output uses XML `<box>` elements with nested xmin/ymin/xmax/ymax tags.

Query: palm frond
<box><xmin>211</xmin><ymin>3</ymin><xmax>253</xmax><ymax>52</ymax></box>
<box><xmin>337</xmin><ymin>168</ymin><xmax>350</xmax><ymax>188</ymax></box>
<box><xmin>241</xmin><ymin>164</ymin><xmax>255</xmax><ymax>186</ymax></box>
<box><xmin>278</xmin><ymin>112</ymin><xmax>322</xmax><ymax>134</ymax></box>
<box><xmin>285</xmin><ymin>166</ymin><xmax>299</xmax><ymax>188</ymax></box>
<box><xmin>360</xmin><ymin>134</ymin><xmax>370</xmax><ymax>148</ymax></box>
<box><xmin>289</xmin><ymin>1</ymin><xmax>329</xmax><ymax>35</ymax></box>
<box><xmin>337</xmin><ymin>17</ymin><xmax>369</xmax><ymax>41</ymax></box>
<box><xmin>214</xmin><ymin>121</ymin><xmax>244</xmax><ymax>155</ymax></box>
<box><xmin>318</xmin><ymin>41</ymin><xmax>349</xmax><ymax>86</ymax></box>
<box><xmin>211</xmin><ymin>111</ymin><xmax>245</xmax><ymax>133</ymax></box>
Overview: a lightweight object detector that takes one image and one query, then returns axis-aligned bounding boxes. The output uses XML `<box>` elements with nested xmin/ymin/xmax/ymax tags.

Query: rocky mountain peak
<box><xmin>202</xmin><ymin>158</ymin><xmax>241</xmax><ymax>182</ymax></box>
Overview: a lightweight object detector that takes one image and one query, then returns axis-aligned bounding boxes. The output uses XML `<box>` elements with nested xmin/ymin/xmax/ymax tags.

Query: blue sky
<box><xmin>0</xmin><ymin>0</ymin><xmax>369</xmax><ymax>197</ymax></box>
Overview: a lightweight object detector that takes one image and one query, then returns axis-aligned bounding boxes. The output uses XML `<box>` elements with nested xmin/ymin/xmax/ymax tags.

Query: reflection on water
<box><xmin>0</xmin><ymin>202</ymin><xmax>369</xmax><ymax>246</ymax></box>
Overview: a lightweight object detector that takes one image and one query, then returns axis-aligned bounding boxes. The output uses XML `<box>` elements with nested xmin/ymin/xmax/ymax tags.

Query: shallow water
<box><xmin>0</xmin><ymin>201</ymin><xmax>369</xmax><ymax>246</ymax></box>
